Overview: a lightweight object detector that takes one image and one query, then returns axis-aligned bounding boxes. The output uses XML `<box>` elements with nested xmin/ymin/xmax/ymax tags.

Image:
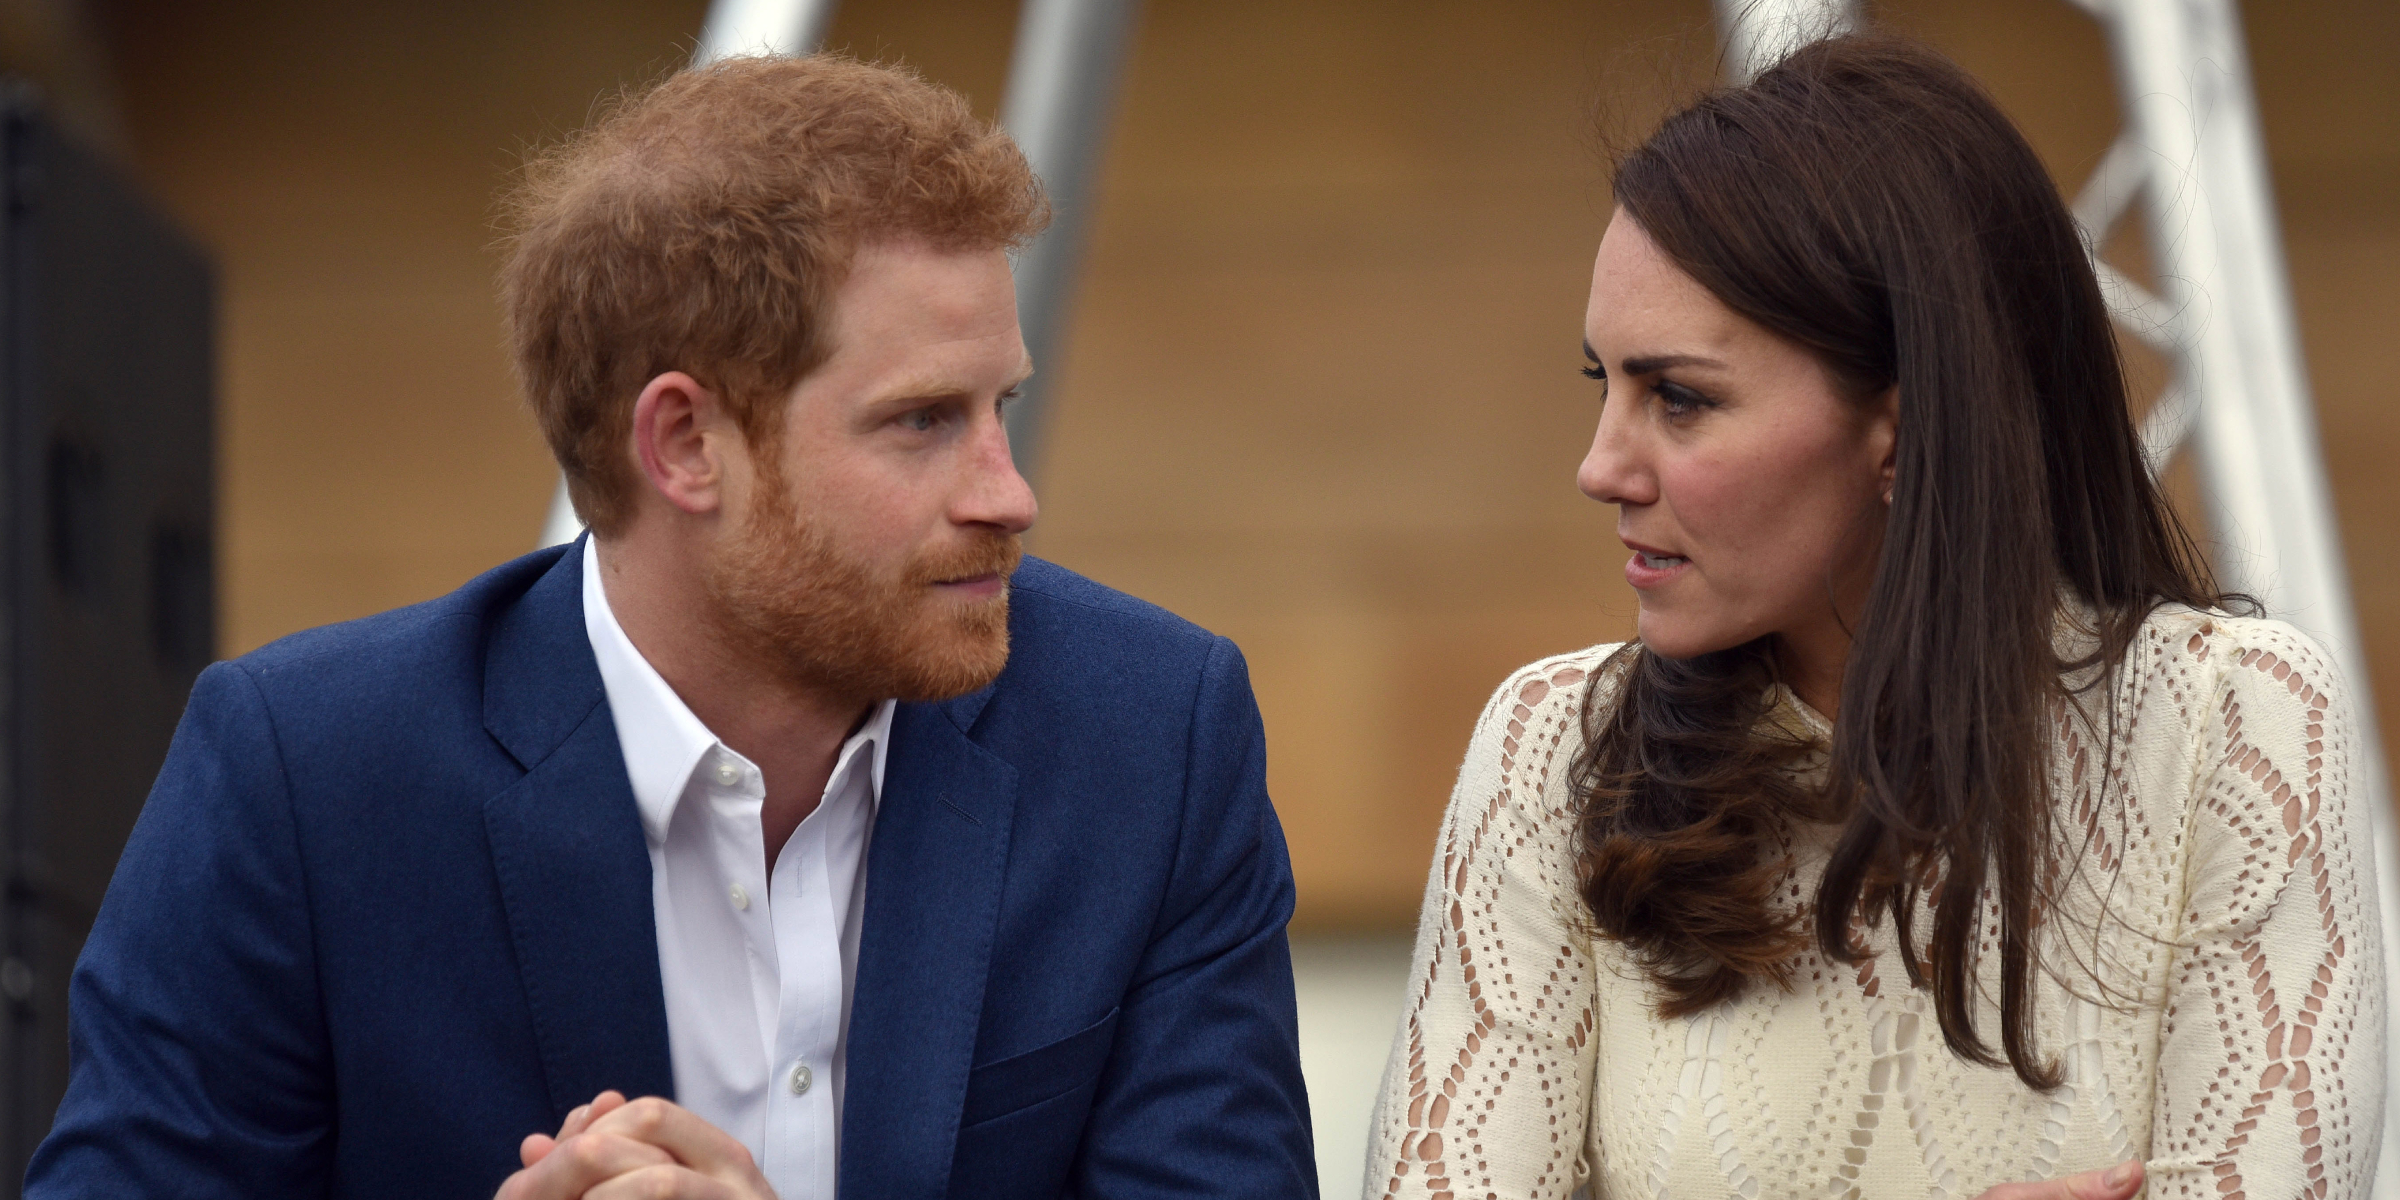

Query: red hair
<box><xmin>500</xmin><ymin>55</ymin><xmax>1049</xmax><ymax>534</ymax></box>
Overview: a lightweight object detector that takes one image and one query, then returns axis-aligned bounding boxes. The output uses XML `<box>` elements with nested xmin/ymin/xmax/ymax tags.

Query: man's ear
<box><xmin>631</xmin><ymin>371</ymin><xmax>734</xmax><ymax>515</ymax></box>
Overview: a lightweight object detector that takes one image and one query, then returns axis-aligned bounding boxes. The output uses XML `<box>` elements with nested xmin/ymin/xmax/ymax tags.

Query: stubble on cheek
<box><xmin>704</xmin><ymin>475</ymin><xmax>1026</xmax><ymax>704</ymax></box>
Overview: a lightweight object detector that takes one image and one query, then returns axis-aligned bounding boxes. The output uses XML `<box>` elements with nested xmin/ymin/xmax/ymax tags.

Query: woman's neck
<box><xmin>1773</xmin><ymin>626</ymin><xmax>1850</xmax><ymax>723</ymax></box>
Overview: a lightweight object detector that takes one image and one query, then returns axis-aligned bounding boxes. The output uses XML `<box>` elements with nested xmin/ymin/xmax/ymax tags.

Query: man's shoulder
<box><xmin>1007</xmin><ymin>557</ymin><xmax>1222</xmax><ymax>661</ymax></box>
<box><xmin>984</xmin><ymin>558</ymin><xmax>1241</xmax><ymax>731</ymax></box>
<box><xmin>227</xmin><ymin>544</ymin><xmax>572</xmax><ymax>705</ymax></box>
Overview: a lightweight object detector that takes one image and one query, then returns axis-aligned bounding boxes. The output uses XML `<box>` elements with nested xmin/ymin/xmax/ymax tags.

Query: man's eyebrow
<box><xmin>869</xmin><ymin>369</ymin><xmax>1034</xmax><ymax>408</ymax></box>
<box><xmin>1620</xmin><ymin>353</ymin><xmax>1727</xmax><ymax>375</ymax></box>
<box><xmin>868</xmin><ymin>379</ymin><xmax>971</xmax><ymax>406</ymax></box>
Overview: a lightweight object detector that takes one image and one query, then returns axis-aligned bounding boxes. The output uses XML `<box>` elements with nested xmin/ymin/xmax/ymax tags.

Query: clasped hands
<box><xmin>495</xmin><ymin>1091</ymin><xmax>776</xmax><ymax>1200</ymax></box>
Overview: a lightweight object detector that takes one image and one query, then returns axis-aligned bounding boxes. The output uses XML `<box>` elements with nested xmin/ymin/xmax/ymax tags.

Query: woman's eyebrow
<box><xmin>1620</xmin><ymin>352</ymin><xmax>1727</xmax><ymax>375</ymax></box>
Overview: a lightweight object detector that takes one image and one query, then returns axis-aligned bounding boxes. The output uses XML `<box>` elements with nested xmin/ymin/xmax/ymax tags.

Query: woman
<box><xmin>1368</xmin><ymin>34</ymin><xmax>2383</xmax><ymax>1200</ymax></box>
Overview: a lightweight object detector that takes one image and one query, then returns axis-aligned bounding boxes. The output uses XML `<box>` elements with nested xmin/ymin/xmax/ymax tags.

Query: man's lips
<box><xmin>931</xmin><ymin>572</ymin><xmax>1006</xmax><ymax>595</ymax></box>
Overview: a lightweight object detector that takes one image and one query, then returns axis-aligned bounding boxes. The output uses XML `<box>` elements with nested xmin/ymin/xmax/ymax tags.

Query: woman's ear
<box><xmin>1872</xmin><ymin>386</ymin><xmax>1899</xmax><ymax>504</ymax></box>
<box><xmin>631</xmin><ymin>371</ymin><xmax>734</xmax><ymax>516</ymax></box>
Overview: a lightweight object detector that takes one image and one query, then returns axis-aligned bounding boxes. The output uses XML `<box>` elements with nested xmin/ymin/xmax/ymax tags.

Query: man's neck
<box><xmin>593</xmin><ymin>532</ymin><xmax>868</xmax><ymax>871</ymax></box>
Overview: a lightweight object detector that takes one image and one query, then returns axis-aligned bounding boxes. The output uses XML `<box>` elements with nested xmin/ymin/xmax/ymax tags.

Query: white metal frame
<box><xmin>1720</xmin><ymin>0</ymin><xmax>2399</xmax><ymax>1188</ymax></box>
<box><xmin>2077</xmin><ymin>4</ymin><xmax>2400</xmax><ymax>1188</ymax></box>
<box><xmin>993</xmin><ymin>0</ymin><xmax>1142</xmax><ymax>478</ymax></box>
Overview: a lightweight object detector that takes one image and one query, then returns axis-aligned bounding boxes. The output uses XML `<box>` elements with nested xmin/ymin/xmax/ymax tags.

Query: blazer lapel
<box><xmin>841</xmin><ymin>691</ymin><xmax>1018</xmax><ymax>1198</ymax></box>
<box><xmin>480</xmin><ymin>540</ymin><xmax>675</xmax><ymax>1119</ymax></box>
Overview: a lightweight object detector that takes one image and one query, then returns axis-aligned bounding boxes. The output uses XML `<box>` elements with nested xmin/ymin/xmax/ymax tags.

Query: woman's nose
<box><xmin>1577</xmin><ymin>406</ymin><xmax>1652</xmax><ymax>507</ymax></box>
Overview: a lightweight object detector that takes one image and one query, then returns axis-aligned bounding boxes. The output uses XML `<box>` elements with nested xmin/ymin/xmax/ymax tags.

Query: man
<box><xmin>27</xmin><ymin>56</ymin><xmax>1315</xmax><ymax>1199</ymax></box>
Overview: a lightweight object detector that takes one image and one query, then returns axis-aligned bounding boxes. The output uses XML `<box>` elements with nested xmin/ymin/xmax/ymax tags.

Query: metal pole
<box><xmin>696</xmin><ymin>0</ymin><xmax>836</xmax><ymax>63</ymax></box>
<box><xmin>538</xmin><ymin>0</ymin><xmax>841</xmax><ymax>548</ymax></box>
<box><xmin>2093</xmin><ymin>0</ymin><xmax>2400</xmax><ymax>1187</ymax></box>
<box><xmin>995</xmin><ymin>0</ymin><xmax>1143</xmax><ymax>485</ymax></box>
<box><xmin>1712</xmin><ymin>0</ymin><xmax>1859</xmax><ymax>84</ymax></box>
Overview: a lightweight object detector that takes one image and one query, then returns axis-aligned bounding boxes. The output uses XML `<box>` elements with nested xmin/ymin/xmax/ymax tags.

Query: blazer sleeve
<box><xmin>25</xmin><ymin>661</ymin><xmax>334</xmax><ymax>1198</ymax></box>
<box><xmin>1066</xmin><ymin>635</ymin><xmax>1319</xmax><ymax>1198</ymax></box>
<box><xmin>1366</xmin><ymin>653</ymin><xmax>1604</xmax><ymax>1200</ymax></box>
<box><xmin>2148</xmin><ymin>620</ymin><xmax>2386</xmax><ymax>1198</ymax></box>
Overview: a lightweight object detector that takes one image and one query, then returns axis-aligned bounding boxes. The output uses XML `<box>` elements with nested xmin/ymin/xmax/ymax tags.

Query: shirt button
<box><xmin>712</xmin><ymin>761</ymin><xmax>741</xmax><ymax>787</ymax></box>
<box><xmin>789</xmin><ymin>1061</ymin><xmax>813</xmax><ymax>1096</ymax></box>
<box><xmin>729</xmin><ymin>884</ymin><xmax>750</xmax><ymax>911</ymax></box>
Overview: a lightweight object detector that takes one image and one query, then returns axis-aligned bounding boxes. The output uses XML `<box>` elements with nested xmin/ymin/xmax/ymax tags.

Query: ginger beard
<box><xmin>701</xmin><ymin>452</ymin><xmax>1021</xmax><ymax>704</ymax></box>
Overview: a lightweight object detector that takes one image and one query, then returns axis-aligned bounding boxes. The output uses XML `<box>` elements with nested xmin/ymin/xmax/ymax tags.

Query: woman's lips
<box><xmin>1623</xmin><ymin>549</ymin><xmax>1691</xmax><ymax>589</ymax></box>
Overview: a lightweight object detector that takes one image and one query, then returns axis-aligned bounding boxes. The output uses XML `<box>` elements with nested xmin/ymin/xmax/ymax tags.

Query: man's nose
<box><xmin>958</xmin><ymin>416</ymin><xmax>1038</xmax><ymax>534</ymax></box>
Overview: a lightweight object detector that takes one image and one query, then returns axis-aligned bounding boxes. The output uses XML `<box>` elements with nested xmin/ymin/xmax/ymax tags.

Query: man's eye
<box><xmin>904</xmin><ymin>408</ymin><xmax>942</xmax><ymax>432</ymax></box>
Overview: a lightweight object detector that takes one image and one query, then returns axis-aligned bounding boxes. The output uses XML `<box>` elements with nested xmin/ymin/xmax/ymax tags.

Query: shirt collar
<box><xmin>849</xmin><ymin>691</ymin><xmax>897</xmax><ymax>809</ymax></box>
<box><xmin>582</xmin><ymin>536</ymin><xmax>896</xmax><ymax>846</ymax></box>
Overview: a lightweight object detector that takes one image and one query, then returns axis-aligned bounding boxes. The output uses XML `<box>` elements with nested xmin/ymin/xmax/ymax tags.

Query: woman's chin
<box><xmin>1633</xmin><ymin>611</ymin><xmax>1742</xmax><ymax>661</ymax></box>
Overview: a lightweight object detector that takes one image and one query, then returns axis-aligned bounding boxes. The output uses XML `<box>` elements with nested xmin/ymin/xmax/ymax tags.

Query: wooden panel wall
<box><xmin>94</xmin><ymin>0</ymin><xmax>2400</xmax><ymax>929</ymax></box>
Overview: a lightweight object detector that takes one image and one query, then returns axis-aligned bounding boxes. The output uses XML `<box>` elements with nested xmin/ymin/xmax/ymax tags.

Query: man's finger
<box><xmin>559</xmin><ymin>1091</ymin><xmax>628</xmax><ymax>1141</ymax></box>
<box><xmin>494</xmin><ymin>1132</ymin><xmax>677</xmax><ymax>1200</ymax></box>
<box><xmin>585</xmin><ymin>1163</ymin><xmax>742</xmax><ymax>1200</ymax></box>
<box><xmin>517</xmin><ymin>1090</ymin><xmax>634</xmax><ymax>1170</ymax></box>
<box><xmin>584</xmin><ymin>1097</ymin><xmax>763</xmax><ymax>1180</ymax></box>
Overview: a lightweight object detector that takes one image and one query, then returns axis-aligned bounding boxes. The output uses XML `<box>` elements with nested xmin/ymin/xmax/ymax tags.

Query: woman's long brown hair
<box><xmin>1569</xmin><ymin>34</ymin><xmax>2236</xmax><ymax>1089</ymax></box>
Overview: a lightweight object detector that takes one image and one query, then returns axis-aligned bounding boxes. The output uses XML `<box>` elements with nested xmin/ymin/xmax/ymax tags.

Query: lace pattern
<box><xmin>1365</xmin><ymin>610</ymin><xmax>2386</xmax><ymax>1199</ymax></box>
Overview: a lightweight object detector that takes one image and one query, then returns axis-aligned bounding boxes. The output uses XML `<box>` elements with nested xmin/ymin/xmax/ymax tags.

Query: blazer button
<box><xmin>789</xmin><ymin>1061</ymin><xmax>813</xmax><ymax>1096</ymax></box>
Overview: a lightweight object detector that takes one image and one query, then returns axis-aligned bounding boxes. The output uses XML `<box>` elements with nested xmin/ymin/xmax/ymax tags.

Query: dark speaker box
<box><xmin>0</xmin><ymin>90</ymin><xmax>215</xmax><ymax>1191</ymax></box>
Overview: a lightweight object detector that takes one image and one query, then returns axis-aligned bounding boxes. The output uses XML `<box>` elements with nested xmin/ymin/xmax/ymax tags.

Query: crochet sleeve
<box><xmin>2149</xmin><ymin>620</ymin><xmax>2387</xmax><ymax>1199</ymax></box>
<box><xmin>1367</xmin><ymin>653</ymin><xmax>1607</xmax><ymax>1200</ymax></box>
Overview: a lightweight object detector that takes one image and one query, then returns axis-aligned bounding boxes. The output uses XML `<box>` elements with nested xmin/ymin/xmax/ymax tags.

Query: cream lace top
<box><xmin>1368</xmin><ymin>608</ymin><xmax>2386</xmax><ymax>1200</ymax></box>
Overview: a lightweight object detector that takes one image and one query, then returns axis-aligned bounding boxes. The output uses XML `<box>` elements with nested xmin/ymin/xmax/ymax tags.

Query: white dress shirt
<box><xmin>582</xmin><ymin>537</ymin><xmax>894</xmax><ymax>1200</ymax></box>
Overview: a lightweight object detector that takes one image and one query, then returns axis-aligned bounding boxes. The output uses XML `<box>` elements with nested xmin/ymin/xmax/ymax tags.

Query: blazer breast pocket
<box><xmin>958</xmin><ymin>1006</ymin><xmax>1120</xmax><ymax>1128</ymax></box>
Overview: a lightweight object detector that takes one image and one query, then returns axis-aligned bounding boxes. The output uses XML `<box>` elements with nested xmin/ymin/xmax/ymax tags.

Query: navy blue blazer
<box><xmin>25</xmin><ymin>543</ymin><xmax>1316</xmax><ymax>1198</ymax></box>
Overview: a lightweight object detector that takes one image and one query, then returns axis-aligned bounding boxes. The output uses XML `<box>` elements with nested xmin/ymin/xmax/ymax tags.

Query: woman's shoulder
<box><xmin>2105</xmin><ymin>604</ymin><xmax>2357</xmax><ymax>858</ymax></box>
<box><xmin>1471</xmin><ymin>642</ymin><xmax>1629</xmax><ymax>740</ymax></box>
<box><xmin>1451</xmin><ymin>643</ymin><xmax>1630</xmax><ymax>805</ymax></box>
<box><xmin>2121</xmin><ymin>602</ymin><xmax>2347</xmax><ymax>706</ymax></box>
<box><xmin>1442</xmin><ymin>644</ymin><xmax>1626</xmax><ymax>872</ymax></box>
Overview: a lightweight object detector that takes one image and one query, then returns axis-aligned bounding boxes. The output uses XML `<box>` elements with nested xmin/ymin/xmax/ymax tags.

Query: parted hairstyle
<box><xmin>1569</xmin><ymin>34</ymin><xmax>2234</xmax><ymax>1088</ymax></box>
<box><xmin>500</xmin><ymin>55</ymin><xmax>1050</xmax><ymax>535</ymax></box>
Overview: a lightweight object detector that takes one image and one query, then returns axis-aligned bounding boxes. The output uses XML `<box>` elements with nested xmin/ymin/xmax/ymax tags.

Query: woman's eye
<box><xmin>1655</xmin><ymin>381</ymin><xmax>1711</xmax><ymax>416</ymax></box>
<box><xmin>1579</xmin><ymin>364</ymin><xmax>1608</xmax><ymax>404</ymax></box>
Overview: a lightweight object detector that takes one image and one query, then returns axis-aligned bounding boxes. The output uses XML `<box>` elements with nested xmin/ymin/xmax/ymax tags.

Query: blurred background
<box><xmin>0</xmin><ymin>0</ymin><xmax>2392</xmax><ymax>1193</ymax></box>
